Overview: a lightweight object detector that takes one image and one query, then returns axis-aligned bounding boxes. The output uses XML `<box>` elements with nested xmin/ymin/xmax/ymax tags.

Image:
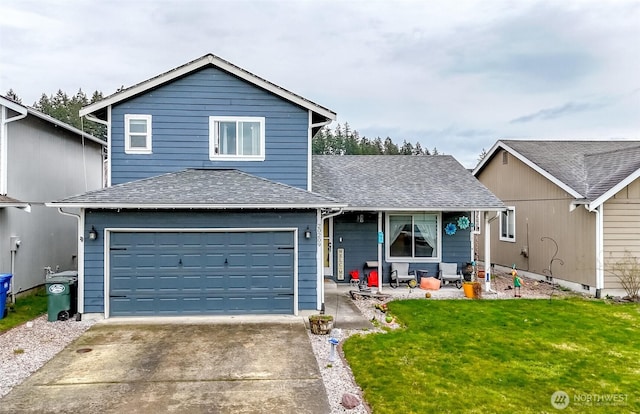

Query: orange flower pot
<box><xmin>463</xmin><ymin>283</ymin><xmax>475</xmax><ymax>298</ymax></box>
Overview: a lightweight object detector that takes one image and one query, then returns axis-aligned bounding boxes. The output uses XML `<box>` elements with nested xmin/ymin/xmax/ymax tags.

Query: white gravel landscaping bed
<box><xmin>1</xmin><ymin>273</ymin><xmax>575</xmax><ymax>411</ymax></box>
<box><xmin>0</xmin><ymin>315</ymin><xmax>96</xmax><ymax>398</ymax></box>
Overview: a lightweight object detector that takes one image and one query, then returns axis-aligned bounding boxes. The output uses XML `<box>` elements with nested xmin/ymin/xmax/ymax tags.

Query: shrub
<box><xmin>608</xmin><ymin>251</ymin><xmax>640</xmax><ymax>300</ymax></box>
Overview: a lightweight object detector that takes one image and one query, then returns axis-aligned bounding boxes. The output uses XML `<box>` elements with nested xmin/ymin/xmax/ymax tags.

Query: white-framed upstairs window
<box><xmin>386</xmin><ymin>212</ymin><xmax>441</xmax><ymax>262</ymax></box>
<box><xmin>209</xmin><ymin>116</ymin><xmax>265</xmax><ymax>161</ymax></box>
<box><xmin>500</xmin><ymin>207</ymin><xmax>516</xmax><ymax>242</ymax></box>
<box><xmin>124</xmin><ymin>114</ymin><xmax>152</xmax><ymax>154</ymax></box>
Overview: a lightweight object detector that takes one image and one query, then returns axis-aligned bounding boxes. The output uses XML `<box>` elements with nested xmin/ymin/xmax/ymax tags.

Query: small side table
<box><xmin>416</xmin><ymin>269</ymin><xmax>429</xmax><ymax>281</ymax></box>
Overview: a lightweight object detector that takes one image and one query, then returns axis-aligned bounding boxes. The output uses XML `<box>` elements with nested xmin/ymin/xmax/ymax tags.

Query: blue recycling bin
<box><xmin>0</xmin><ymin>273</ymin><xmax>12</xmax><ymax>320</ymax></box>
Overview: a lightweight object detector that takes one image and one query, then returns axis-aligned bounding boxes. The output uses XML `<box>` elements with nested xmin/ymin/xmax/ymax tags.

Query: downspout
<box><xmin>318</xmin><ymin>208</ymin><xmax>344</xmax><ymax>312</ymax></box>
<box><xmin>83</xmin><ymin>113</ymin><xmax>109</xmax><ymax>187</ymax></box>
<box><xmin>484</xmin><ymin>211</ymin><xmax>500</xmax><ymax>293</ymax></box>
<box><xmin>1</xmin><ymin>105</ymin><xmax>28</xmax><ymax>195</ymax></box>
<box><xmin>57</xmin><ymin>207</ymin><xmax>85</xmax><ymax>315</ymax></box>
<box><xmin>586</xmin><ymin>204</ymin><xmax>604</xmax><ymax>297</ymax></box>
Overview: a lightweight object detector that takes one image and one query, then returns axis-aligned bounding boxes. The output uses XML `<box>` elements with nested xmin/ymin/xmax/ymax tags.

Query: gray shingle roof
<box><xmin>499</xmin><ymin>140</ymin><xmax>640</xmax><ymax>201</ymax></box>
<box><xmin>51</xmin><ymin>169</ymin><xmax>344</xmax><ymax>209</ymax></box>
<box><xmin>312</xmin><ymin>155</ymin><xmax>504</xmax><ymax>210</ymax></box>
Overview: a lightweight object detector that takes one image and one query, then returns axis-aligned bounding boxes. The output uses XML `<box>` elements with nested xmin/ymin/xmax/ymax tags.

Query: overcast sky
<box><xmin>1</xmin><ymin>0</ymin><xmax>638</xmax><ymax>167</ymax></box>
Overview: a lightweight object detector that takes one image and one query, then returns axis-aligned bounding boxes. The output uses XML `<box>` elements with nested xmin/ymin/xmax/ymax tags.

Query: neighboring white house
<box><xmin>0</xmin><ymin>95</ymin><xmax>105</xmax><ymax>298</ymax></box>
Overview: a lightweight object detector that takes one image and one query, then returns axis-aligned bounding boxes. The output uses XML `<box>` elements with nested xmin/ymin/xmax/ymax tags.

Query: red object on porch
<box><xmin>349</xmin><ymin>269</ymin><xmax>360</xmax><ymax>281</ymax></box>
<box><xmin>367</xmin><ymin>270</ymin><xmax>379</xmax><ymax>287</ymax></box>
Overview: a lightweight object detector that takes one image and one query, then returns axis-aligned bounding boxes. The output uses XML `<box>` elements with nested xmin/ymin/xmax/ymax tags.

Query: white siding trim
<box><xmin>103</xmin><ymin>229</ymin><xmax>111</xmax><ymax>318</ymax></box>
<box><xmin>473</xmin><ymin>141</ymin><xmax>584</xmax><ymax>199</ymax></box>
<box><xmin>48</xmin><ymin>202</ymin><xmax>346</xmax><ymax>209</ymax></box>
<box><xmin>78</xmin><ymin>209</ymin><xmax>85</xmax><ymax>313</ymax></box>
<box><xmin>107</xmin><ymin>106</ymin><xmax>112</xmax><ymax>187</ymax></box>
<box><xmin>307</xmin><ymin>110</ymin><xmax>312</xmax><ymax>191</ymax></box>
<box><xmin>316</xmin><ymin>209</ymin><xmax>322</xmax><ymax>310</ymax></box>
<box><xmin>80</xmin><ymin>54</ymin><xmax>336</xmax><ymax>121</ymax></box>
<box><xmin>103</xmin><ymin>227</ymin><xmax>300</xmax><ymax>318</ymax></box>
<box><xmin>589</xmin><ymin>168</ymin><xmax>640</xmax><ymax>210</ymax></box>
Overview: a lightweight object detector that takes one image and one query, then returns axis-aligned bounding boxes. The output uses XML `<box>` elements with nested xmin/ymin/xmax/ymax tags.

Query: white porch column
<box><xmin>377</xmin><ymin>211</ymin><xmax>383</xmax><ymax>293</ymax></box>
<box><xmin>484</xmin><ymin>211</ymin><xmax>492</xmax><ymax>292</ymax></box>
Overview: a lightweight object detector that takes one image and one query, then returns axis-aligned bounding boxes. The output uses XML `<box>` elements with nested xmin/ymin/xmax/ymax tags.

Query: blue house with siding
<box><xmin>49</xmin><ymin>53</ymin><xmax>503</xmax><ymax>319</ymax></box>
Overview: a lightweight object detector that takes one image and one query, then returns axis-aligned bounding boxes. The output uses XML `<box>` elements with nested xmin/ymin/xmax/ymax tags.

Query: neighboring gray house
<box><xmin>0</xmin><ymin>95</ymin><xmax>105</xmax><ymax>297</ymax></box>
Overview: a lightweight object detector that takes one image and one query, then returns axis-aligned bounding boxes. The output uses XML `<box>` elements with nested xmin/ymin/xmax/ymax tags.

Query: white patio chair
<box><xmin>389</xmin><ymin>262</ymin><xmax>417</xmax><ymax>288</ymax></box>
<box><xmin>438</xmin><ymin>262</ymin><xmax>463</xmax><ymax>289</ymax></box>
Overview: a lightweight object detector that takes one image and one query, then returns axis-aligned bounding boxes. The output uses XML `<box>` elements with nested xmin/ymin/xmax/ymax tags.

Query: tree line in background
<box><xmin>312</xmin><ymin>122</ymin><xmax>439</xmax><ymax>155</ymax></box>
<box><xmin>4</xmin><ymin>88</ymin><xmax>106</xmax><ymax>140</ymax></box>
<box><xmin>6</xmin><ymin>88</ymin><xmax>449</xmax><ymax>156</ymax></box>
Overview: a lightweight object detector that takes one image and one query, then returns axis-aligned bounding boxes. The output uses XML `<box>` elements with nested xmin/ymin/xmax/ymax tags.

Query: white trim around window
<box><xmin>385</xmin><ymin>212</ymin><xmax>441</xmax><ymax>263</ymax></box>
<box><xmin>209</xmin><ymin>116</ymin><xmax>265</xmax><ymax>161</ymax></box>
<box><xmin>124</xmin><ymin>114</ymin><xmax>152</xmax><ymax>154</ymax></box>
<box><xmin>500</xmin><ymin>206</ymin><xmax>516</xmax><ymax>242</ymax></box>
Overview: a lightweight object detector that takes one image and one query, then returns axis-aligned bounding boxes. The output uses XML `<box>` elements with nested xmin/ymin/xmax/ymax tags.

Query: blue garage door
<box><xmin>109</xmin><ymin>231</ymin><xmax>295</xmax><ymax>316</ymax></box>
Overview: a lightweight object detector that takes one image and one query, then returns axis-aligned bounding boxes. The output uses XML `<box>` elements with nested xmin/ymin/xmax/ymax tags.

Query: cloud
<box><xmin>509</xmin><ymin>100</ymin><xmax>608</xmax><ymax>123</ymax></box>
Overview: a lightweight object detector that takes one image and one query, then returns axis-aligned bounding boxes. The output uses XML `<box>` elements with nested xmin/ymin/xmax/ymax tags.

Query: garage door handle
<box><xmin>276</xmin><ymin>293</ymin><xmax>294</xmax><ymax>296</ymax></box>
<box><xmin>109</xmin><ymin>295</ymin><xmax>127</xmax><ymax>298</ymax></box>
<box><xmin>110</xmin><ymin>247</ymin><xmax>127</xmax><ymax>251</ymax></box>
<box><xmin>277</xmin><ymin>247</ymin><xmax>294</xmax><ymax>250</ymax></box>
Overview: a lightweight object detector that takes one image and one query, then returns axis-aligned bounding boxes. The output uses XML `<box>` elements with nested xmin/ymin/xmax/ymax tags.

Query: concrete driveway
<box><xmin>0</xmin><ymin>319</ymin><xmax>330</xmax><ymax>414</ymax></box>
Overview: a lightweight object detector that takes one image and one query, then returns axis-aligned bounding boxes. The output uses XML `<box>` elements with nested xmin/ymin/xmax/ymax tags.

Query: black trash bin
<box><xmin>46</xmin><ymin>271</ymin><xmax>78</xmax><ymax>321</ymax></box>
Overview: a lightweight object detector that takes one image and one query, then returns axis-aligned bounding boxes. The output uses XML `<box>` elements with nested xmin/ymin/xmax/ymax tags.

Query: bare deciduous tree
<box><xmin>607</xmin><ymin>251</ymin><xmax>640</xmax><ymax>300</ymax></box>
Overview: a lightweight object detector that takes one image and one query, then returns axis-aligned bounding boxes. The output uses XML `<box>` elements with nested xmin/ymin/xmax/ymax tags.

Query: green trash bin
<box><xmin>46</xmin><ymin>271</ymin><xmax>78</xmax><ymax>322</ymax></box>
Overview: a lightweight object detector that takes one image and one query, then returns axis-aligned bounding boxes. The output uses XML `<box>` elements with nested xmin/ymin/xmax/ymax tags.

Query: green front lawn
<box><xmin>343</xmin><ymin>298</ymin><xmax>639</xmax><ymax>413</ymax></box>
<box><xmin>0</xmin><ymin>288</ymin><xmax>48</xmax><ymax>333</ymax></box>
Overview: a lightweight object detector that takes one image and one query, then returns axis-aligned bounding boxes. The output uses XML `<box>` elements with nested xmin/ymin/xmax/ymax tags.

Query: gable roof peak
<box><xmin>475</xmin><ymin>139</ymin><xmax>640</xmax><ymax>205</ymax></box>
<box><xmin>79</xmin><ymin>52</ymin><xmax>336</xmax><ymax>122</ymax></box>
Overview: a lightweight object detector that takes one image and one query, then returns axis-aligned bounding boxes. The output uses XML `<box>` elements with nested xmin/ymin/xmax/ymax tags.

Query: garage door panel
<box><xmin>110</xmin><ymin>231</ymin><xmax>295</xmax><ymax>316</ymax></box>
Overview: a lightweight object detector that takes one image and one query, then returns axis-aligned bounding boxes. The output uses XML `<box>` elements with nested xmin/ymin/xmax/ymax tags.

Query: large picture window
<box><xmin>209</xmin><ymin>116</ymin><xmax>265</xmax><ymax>161</ymax></box>
<box><xmin>500</xmin><ymin>207</ymin><xmax>516</xmax><ymax>242</ymax></box>
<box><xmin>387</xmin><ymin>213</ymin><xmax>440</xmax><ymax>261</ymax></box>
<box><xmin>124</xmin><ymin>114</ymin><xmax>152</xmax><ymax>154</ymax></box>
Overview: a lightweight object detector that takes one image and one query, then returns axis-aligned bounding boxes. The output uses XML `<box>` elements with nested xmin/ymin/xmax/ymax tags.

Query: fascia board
<box><xmin>79</xmin><ymin>54</ymin><xmax>336</xmax><ymax>121</ymax></box>
<box><xmin>0</xmin><ymin>96</ymin><xmax>28</xmax><ymax>115</ymax></box>
<box><xmin>339</xmin><ymin>207</ymin><xmax>505</xmax><ymax>212</ymax></box>
<box><xmin>472</xmin><ymin>140</ymin><xmax>503</xmax><ymax>175</ymax></box>
<box><xmin>46</xmin><ymin>202</ymin><xmax>348</xmax><ymax>210</ymax></box>
<box><xmin>588</xmin><ymin>167</ymin><xmax>640</xmax><ymax>210</ymax></box>
<box><xmin>475</xmin><ymin>141</ymin><xmax>583</xmax><ymax>199</ymax></box>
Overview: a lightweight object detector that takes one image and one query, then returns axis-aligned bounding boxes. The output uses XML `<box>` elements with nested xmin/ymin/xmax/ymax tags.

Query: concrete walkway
<box><xmin>322</xmin><ymin>280</ymin><xmax>375</xmax><ymax>330</ymax></box>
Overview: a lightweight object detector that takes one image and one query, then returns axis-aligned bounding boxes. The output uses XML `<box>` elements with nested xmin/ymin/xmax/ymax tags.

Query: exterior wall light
<box><xmin>89</xmin><ymin>226</ymin><xmax>98</xmax><ymax>241</ymax></box>
<box><xmin>304</xmin><ymin>226</ymin><xmax>312</xmax><ymax>239</ymax></box>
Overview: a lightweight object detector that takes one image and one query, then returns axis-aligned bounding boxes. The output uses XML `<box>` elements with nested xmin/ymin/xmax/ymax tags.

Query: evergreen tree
<box><xmin>383</xmin><ymin>137</ymin><xmax>399</xmax><ymax>155</ymax></box>
<box><xmin>4</xmin><ymin>89</ymin><xmax>22</xmax><ymax>103</ymax></box>
<box><xmin>33</xmin><ymin>89</ymin><xmax>106</xmax><ymax>139</ymax></box>
<box><xmin>311</xmin><ymin>125</ymin><xmax>438</xmax><ymax>157</ymax></box>
<box><xmin>478</xmin><ymin>148</ymin><xmax>488</xmax><ymax>162</ymax></box>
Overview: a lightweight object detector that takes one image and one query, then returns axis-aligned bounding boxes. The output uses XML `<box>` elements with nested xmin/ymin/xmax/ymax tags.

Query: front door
<box><xmin>323</xmin><ymin>218</ymin><xmax>333</xmax><ymax>276</ymax></box>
